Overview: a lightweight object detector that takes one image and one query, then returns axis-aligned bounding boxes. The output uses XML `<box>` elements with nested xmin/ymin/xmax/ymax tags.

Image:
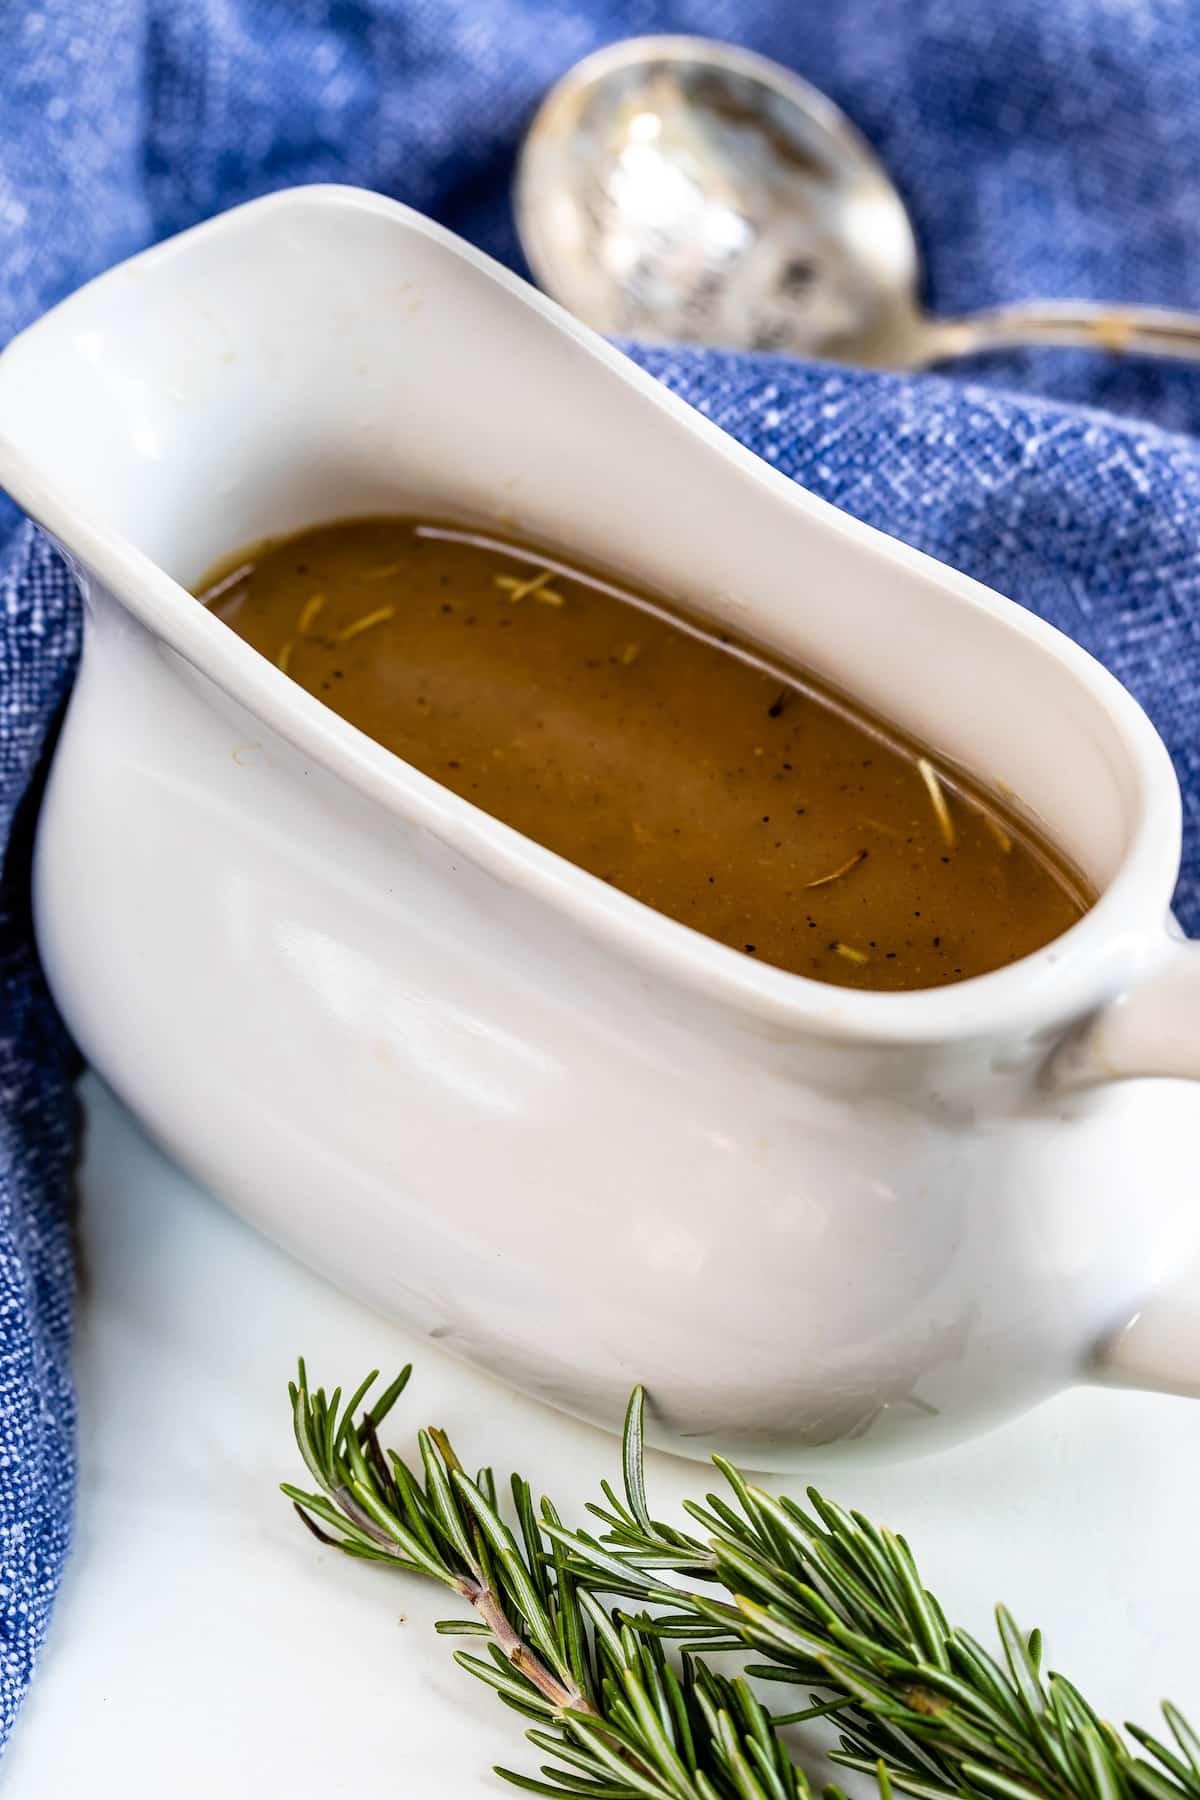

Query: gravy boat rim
<box><xmin>0</xmin><ymin>184</ymin><xmax>1181</xmax><ymax>1047</ymax></box>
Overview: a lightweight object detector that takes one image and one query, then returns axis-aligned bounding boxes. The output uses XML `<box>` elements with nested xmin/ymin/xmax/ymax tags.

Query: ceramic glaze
<box><xmin>1</xmin><ymin>186</ymin><xmax>1198</xmax><ymax>1466</ymax></box>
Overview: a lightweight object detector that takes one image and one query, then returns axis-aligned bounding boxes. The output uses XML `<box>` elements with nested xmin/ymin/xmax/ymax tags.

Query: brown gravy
<box><xmin>197</xmin><ymin>517</ymin><xmax>1092</xmax><ymax>991</ymax></box>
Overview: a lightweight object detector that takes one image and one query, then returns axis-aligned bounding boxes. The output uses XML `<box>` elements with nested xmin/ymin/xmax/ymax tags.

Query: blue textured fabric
<box><xmin>3</xmin><ymin>0</ymin><xmax>1200</xmax><ymax>1747</ymax></box>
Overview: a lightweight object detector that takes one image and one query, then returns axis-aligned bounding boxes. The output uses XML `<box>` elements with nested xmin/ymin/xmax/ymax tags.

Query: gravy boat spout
<box><xmin>1</xmin><ymin>185</ymin><xmax>1198</xmax><ymax>1467</ymax></box>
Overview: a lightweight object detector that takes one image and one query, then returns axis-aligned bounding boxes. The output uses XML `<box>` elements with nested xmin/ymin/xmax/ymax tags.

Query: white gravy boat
<box><xmin>2</xmin><ymin>186</ymin><xmax>1198</xmax><ymax>1468</ymax></box>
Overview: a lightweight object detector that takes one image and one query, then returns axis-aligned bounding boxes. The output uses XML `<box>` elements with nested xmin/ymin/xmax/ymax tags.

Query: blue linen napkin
<box><xmin>2</xmin><ymin>0</ymin><xmax>1200</xmax><ymax>1748</ymax></box>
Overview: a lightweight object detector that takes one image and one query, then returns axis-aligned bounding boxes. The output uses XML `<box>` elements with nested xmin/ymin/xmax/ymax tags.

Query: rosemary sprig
<box><xmin>285</xmin><ymin>1365</ymin><xmax>1196</xmax><ymax>1800</ymax></box>
<box><xmin>286</xmin><ymin>1362</ymin><xmax>818</xmax><ymax>1797</ymax></box>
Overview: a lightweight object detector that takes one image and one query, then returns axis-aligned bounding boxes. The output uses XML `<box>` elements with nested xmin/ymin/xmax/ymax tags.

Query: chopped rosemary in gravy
<box><xmin>834</xmin><ymin>942</ymin><xmax>870</xmax><ymax>965</ymax></box>
<box><xmin>804</xmin><ymin>848</ymin><xmax>868</xmax><ymax>891</ymax></box>
<box><xmin>917</xmin><ymin>757</ymin><xmax>956</xmax><ymax>850</ymax></box>
<box><xmin>334</xmin><ymin>604</ymin><xmax>395</xmax><ymax>643</ymax></box>
<box><xmin>196</xmin><ymin>516</ymin><xmax>1093</xmax><ymax>992</ymax></box>
<box><xmin>297</xmin><ymin>592</ymin><xmax>325</xmax><ymax>636</ymax></box>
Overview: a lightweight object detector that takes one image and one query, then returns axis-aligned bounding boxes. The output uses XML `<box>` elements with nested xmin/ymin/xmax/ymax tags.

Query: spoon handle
<box><xmin>922</xmin><ymin>299</ymin><xmax>1200</xmax><ymax>367</ymax></box>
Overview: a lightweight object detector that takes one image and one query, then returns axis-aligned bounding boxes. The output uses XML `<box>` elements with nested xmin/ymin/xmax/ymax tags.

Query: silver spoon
<box><xmin>516</xmin><ymin>34</ymin><xmax>1200</xmax><ymax>368</ymax></box>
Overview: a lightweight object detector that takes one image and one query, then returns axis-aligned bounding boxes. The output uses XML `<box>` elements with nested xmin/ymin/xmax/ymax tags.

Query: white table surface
<box><xmin>5</xmin><ymin>1075</ymin><xmax>1198</xmax><ymax>1796</ymax></box>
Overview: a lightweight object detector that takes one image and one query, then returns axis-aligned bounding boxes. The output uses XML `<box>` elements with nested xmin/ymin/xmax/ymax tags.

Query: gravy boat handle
<box><xmin>1053</xmin><ymin>935</ymin><xmax>1200</xmax><ymax>1398</ymax></box>
<box><xmin>1055</xmin><ymin>934</ymin><xmax>1200</xmax><ymax>1087</ymax></box>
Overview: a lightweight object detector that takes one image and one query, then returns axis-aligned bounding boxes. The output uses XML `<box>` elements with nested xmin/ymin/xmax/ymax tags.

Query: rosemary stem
<box><xmin>462</xmin><ymin>1576</ymin><xmax>593</xmax><ymax>1715</ymax></box>
<box><xmin>458</xmin><ymin>1575</ymin><xmax>667</xmax><ymax>1793</ymax></box>
<box><xmin>335</xmin><ymin>1486</ymin><xmax>414</xmax><ymax>1556</ymax></box>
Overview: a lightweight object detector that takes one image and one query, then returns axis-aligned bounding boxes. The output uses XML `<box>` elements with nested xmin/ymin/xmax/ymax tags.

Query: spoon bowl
<box><xmin>516</xmin><ymin>36</ymin><xmax>923</xmax><ymax>363</ymax></box>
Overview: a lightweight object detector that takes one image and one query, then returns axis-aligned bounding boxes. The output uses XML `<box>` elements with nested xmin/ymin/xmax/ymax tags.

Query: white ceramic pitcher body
<box><xmin>2</xmin><ymin>187</ymin><xmax>1198</xmax><ymax>1467</ymax></box>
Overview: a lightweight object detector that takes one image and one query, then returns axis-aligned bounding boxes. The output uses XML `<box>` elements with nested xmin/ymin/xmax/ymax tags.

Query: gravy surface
<box><xmin>199</xmin><ymin>517</ymin><xmax>1092</xmax><ymax>990</ymax></box>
